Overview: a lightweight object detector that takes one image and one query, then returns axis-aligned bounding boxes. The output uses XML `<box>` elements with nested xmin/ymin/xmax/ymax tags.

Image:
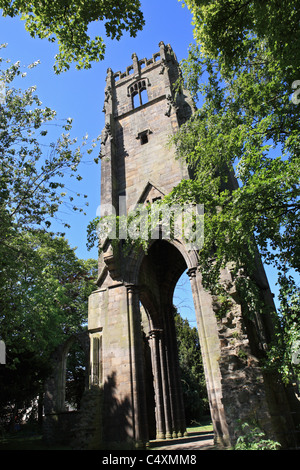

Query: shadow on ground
<box><xmin>148</xmin><ymin>429</ymin><xmax>215</xmax><ymax>450</ymax></box>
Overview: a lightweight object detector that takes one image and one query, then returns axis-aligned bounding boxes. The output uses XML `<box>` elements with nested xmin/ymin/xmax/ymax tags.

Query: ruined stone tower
<box><xmin>88</xmin><ymin>42</ymin><xmax>300</xmax><ymax>449</ymax></box>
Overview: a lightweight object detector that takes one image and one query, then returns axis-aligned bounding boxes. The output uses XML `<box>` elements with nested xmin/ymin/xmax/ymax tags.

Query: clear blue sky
<box><xmin>0</xmin><ymin>1</ymin><xmax>291</xmax><ymax>318</ymax></box>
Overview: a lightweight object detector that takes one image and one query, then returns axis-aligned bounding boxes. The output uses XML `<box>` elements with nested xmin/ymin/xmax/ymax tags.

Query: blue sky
<box><xmin>0</xmin><ymin>1</ymin><xmax>291</xmax><ymax>319</ymax></box>
<box><xmin>0</xmin><ymin>0</ymin><xmax>194</xmax><ymax>260</ymax></box>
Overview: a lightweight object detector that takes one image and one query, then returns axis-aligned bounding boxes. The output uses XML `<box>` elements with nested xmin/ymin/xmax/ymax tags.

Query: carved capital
<box><xmin>148</xmin><ymin>328</ymin><xmax>163</xmax><ymax>340</ymax></box>
<box><xmin>126</xmin><ymin>284</ymin><xmax>139</xmax><ymax>295</ymax></box>
<box><xmin>187</xmin><ymin>267</ymin><xmax>197</xmax><ymax>279</ymax></box>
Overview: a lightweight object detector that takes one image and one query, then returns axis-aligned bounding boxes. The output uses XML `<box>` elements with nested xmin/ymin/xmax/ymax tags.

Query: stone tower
<box><xmin>88</xmin><ymin>42</ymin><xmax>300</xmax><ymax>449</ymax></box>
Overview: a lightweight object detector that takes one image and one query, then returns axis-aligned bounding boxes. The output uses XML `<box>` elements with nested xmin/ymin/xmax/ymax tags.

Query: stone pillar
<box><xmin>158</xmin><ymin>332</ymin><xmax>173</xmax><ymax>439</ymax></box>
<box><xmin>148</xmin><ymin>329</ymin><xmax>165</xmax><ymax>439</ymax></box>
<box><xmin>132</xmin><ymin>52</ymin><xmax>140</xmax><ymax>76</ymax></box>
<box><xmin>127</xmin><ymin>285</ymin><xmax>148</xmax><ymax>446</ymax></box>
<box><xmin>159</xmin><ymin>41</ymin><xmax>166</xmax><ymax>61</ymax></box>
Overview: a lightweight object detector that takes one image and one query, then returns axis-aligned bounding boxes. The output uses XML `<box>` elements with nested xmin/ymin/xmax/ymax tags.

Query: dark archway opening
<box><xmin>138</xmin><ymin>240</ymin><xmax>211</xmax><ymax>441</ymax></box>
<box><xmin>65</xmin><ymin>340</ymin><xmax>87</xmax><ymax>411</ymax></box>
<box><xmin>173</xmin><ymin>271</ymin><xmax>210</xmax><ymax>426</ymax></box>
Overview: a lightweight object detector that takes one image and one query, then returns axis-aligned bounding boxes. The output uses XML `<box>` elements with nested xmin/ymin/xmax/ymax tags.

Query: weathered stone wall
<box><xmin>89</xmin><ymin>284</ymin><xmax>141</xmax><ymax>446</ymax></box>
<box><xmin>43</xmin><ymin>411</ymin><xmax>79</xmax><ymax>446</ymax></box>
<box><xmin>43</xmin><ymin>332</ymin><xmax>89</xmax><ymax>447</ymax></box>
<box><xmin>71</xmin><ymin>386</ymin><xmax>103</xmax><ymax>450</ymax></box>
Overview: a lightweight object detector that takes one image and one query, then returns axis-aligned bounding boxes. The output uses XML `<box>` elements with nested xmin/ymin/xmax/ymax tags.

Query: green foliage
<box><xmin>0</xmin><ymin>232</ymin><xmax>97</xmax><ymax>422</ymax></box>
<box><xmin>166</xmin><ymin>2</ymin><xmax>300</xmax><ymax>377</ymax></box>
<box><xmin>265</xmin><ymin>276</ymin><xmax>300</xmax><ymax>384</ymax></box>
<box><xmin>0</xmin><ymin>0</ymin><xmax>145</xmax><ymax>73</ymax></box>
<box><xmin>180</xmin><ymin>0</ymin><xmax>300</xmax><ymax>86</ymax></box>
<box><xmin>0</xmin><ymin>45</ymin><xmax>97</xmax><ymax>239</ymax></box>
<box><xmin>234</xmin><ymin>422</ymin><xmax>281</xmax><ymax>450</ymax></box>
<box><xmin>171</xmin><ymin>40</ymin><xmax>300</xmax><ymax>283</ymax></box>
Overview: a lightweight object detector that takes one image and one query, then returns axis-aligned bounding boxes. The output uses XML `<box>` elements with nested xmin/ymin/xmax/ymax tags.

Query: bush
<box><xmin>234</xmin><ymin>422</ymin><xmax>281</xmax><ymax>450</ymax></box>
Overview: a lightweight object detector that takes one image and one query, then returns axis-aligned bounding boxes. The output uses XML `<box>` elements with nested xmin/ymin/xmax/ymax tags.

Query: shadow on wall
<box><xmin>71</xmin><ymin>372</ymin><xmax>134</xmax><ymax>450</ymax></box>
<box><xmin>44</xmin><ymin>368</ymin><xmax>134</xmax><ymax>450</ymax></box>
<box><xmin>101</xmin><ymin>371</ymin><xmax>134</xmax><ymax>448</ymax></box>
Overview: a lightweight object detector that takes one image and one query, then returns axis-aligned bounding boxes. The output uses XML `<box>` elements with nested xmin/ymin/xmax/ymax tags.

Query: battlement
<box><xmin>103</xmin><ymin>41</ymin><xmax>183</xmax><ymax>120</ymax></box>
<box><xmin>110</xmin><ymin>41</ymin><xmax>177</xmax><ymax>83</ymax></box>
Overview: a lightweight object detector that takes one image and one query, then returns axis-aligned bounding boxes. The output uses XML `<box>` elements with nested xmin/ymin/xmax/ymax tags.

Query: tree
<box><xmin>180</xmin><ymin>0</ymin><xmax>300</xmax><ymax>84</ymax></box>
<box><xmin>0</xmin><ymin>0</ymin><xmax>145</xmax><ymax>73</ymax></box>
<box><xmin>0</xmin><ymin>231</ymin><xmax>98</xmax><ymax>426</ymax></box>
<box><xmin>165</xmin><ymin>0</ymin><xmax>300</xmax><ymax>379</ymax></box>
<box><xmin>0</xmin><ymin>48</ymin><xmax>98</xmax><ymax>425</ymax></box>
<box><xmin>0</xmin><ymin>45</ymin><xmax>97</xmax><ymax>240</ymax></box>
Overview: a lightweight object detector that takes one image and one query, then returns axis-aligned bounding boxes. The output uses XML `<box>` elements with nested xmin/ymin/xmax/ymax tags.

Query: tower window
<box><xmin>136</xmin><ymin>129</ymin><xmax>152</xmax><ymax>145</ymax></box>
<box><xmin>140</xmin><ymin>133</ymin><xmax>148</xmax><ymax>145</ymax></box>
<box><xmin>130</xmin><ymin>80</ymin><xmax>148</xmax><ymax>108</ymax></box>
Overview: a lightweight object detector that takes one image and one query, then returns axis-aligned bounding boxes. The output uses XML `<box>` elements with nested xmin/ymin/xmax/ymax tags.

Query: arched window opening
<box><xmin>130</xmin><ymin>80</ymin><xmax>149</xmax><ymax>108</ymax></box>
<box><xmin>90</xmin><ymin>332</ymin><xmax>103</xmax><ymax>387</ymax></box>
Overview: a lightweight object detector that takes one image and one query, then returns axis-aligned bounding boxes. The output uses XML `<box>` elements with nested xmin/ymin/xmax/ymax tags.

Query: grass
<box><xmin>187</xmin><ymin>415</ymin><xmax>213</xmax><ymax>432</ymax></box>
<box><xmin>0</xmin><ymin>426</ymin><xmax>71</xmax><ymax>450</ymax></box>
<box><xmin>187</xmin><ymin>423</ymin><xmax>213</xmax><ymax>434</ymax></box>
<box><xmin>0</xmin><ymin>419</ymin><xmax>214</xmax><ymax>450</ymax></box>
<box><xmin>147</xmin><ymin>418</ymin><xmax>214</xmax><ymax>450</ymax></box>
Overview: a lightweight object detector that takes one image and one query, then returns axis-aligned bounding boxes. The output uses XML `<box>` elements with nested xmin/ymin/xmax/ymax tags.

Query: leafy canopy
<box><xmin>171</xmin><ymin>0</ymin><xmax>300</xmax><ymax>381</ymax></box>
<box><xmin>180</xmin><ymin>0</ymin><xmax>300</xmax><ymax>82</ymax></box>
<box><xmin>0</xmin><ymin>0</ymin><xmax>145</xmax><ymax>73</ymax></box>
<box><xmin>0</xmin><ymin>48</ymin><xmax>98</xmax><ymax>417</ymax></box>
<box><xmin>0</xmin><ymin>44</ymin><xmax>99</xmax><ymax>351</ymax></box>
<box><xmin>0</xmin><ymin>44</ymin><xmax>99</xmax><ymax>241</ymax></box>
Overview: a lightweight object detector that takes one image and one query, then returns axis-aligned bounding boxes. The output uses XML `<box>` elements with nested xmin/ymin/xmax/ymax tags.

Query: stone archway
<box><xmin>138</xmin><ymin>241</ymin><xmax>187</xmax><ymax>441</ymax></box>
<box><xmin>134</xmin><ymin>239</ymin><xmax>230</xmax><ymax>446</ymax></box>
<box><xmin>89</xmin><ymin>235</ymin><xmax>300</xmax><ymax>448</ymax></box>
<box><xmin>43</xmin><ymin>332</ymin><xmax>89</xmax><ymax>445</ymax></box>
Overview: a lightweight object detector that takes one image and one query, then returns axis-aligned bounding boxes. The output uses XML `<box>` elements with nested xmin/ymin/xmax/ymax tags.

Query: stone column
<box><xmin>127</xmin><ymin>285</ymin><xmax>148</xmax><ymax>446</ymax></box>
<box><xmin>132</xmin><ymin>52</ymin><xmax>140</xmax><ymax>76</ymax></box>
<box><xmin>158</xmin><ymin>332</ymin><xmax>173</xmax><ymax>439</ymax></box>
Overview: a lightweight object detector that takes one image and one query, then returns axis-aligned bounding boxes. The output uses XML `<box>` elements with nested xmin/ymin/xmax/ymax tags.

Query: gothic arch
<box><xmin>44</xmin><ymin>332</ymin><xmax>89</xmax><ymax>415</ymax></box>
<box><xmin>125</xmin><ymin>238</ymin><xmax>198</xmax><ymax>287</ymax></box>
<box><xmin>131</xmin><ymin>239</ymin><xmax>230</xmax><ymax>444</ymax></box>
